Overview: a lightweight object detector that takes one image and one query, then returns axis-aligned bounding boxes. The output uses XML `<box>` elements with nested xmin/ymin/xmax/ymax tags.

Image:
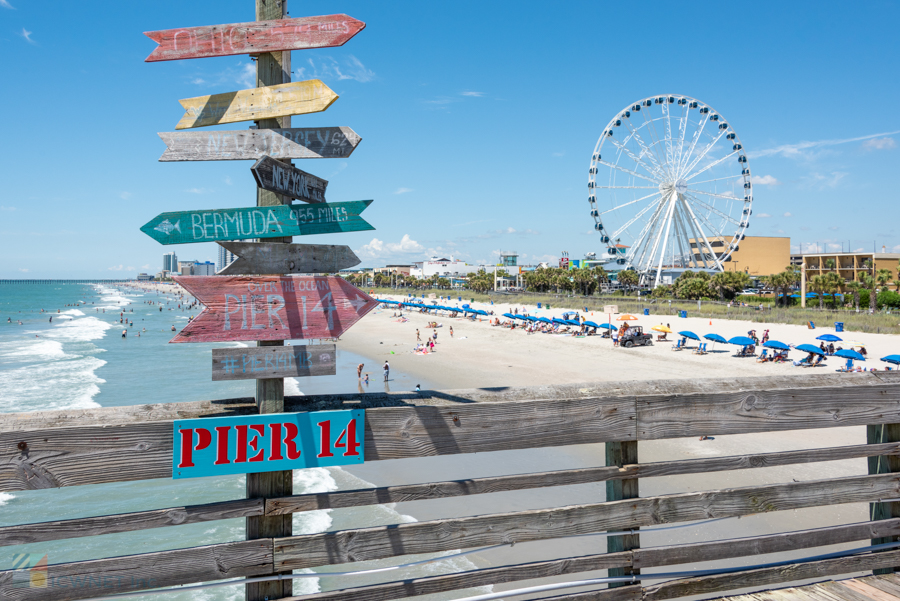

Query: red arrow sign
<box><xmin>172</xmin><ymin>276</ymin><xmax>376</xmax><ymax>343</ymax></box>
<box><xmin>145</xmin><ymin>14</ymin><xmax>366</xmax><ymax>62</ymax></box>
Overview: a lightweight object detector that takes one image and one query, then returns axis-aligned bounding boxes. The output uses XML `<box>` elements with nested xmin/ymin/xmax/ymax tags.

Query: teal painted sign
<box><xmin>172</xmin><ymin>409</ymin><xmax>364</xmax><ymax>479</ymax></box>
<box><xmin>141</xmin><ymin>200</ymin><xmax>373</xmax><ymax>245</ymax></box>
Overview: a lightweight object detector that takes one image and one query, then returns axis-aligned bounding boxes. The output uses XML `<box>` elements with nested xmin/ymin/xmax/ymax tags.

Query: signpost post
<box><xmin>216</xmin><ymin>241</ymin><xmax>360</xmax><ymax>275</ymax></box>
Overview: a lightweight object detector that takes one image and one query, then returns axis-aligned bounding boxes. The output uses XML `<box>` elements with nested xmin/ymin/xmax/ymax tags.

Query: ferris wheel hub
<box><xmin>658</xmin><ymin>179</ymin><xmax>688</xmax><ymax>195</ymax></box>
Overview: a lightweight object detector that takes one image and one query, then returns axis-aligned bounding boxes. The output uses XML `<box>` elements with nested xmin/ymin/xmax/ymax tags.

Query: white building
<box><xmin>194</xmin><ymin>261</ymin><xmax>216</xmax><ymax>276</ymax></box>
<box><xmin>163</xmin><ymin>252</ymin><xmax>178</xmax><ymax>273</ymax></box>
<box><xmin>410</xmin><ymin>256</ymin><xmax>482</xmax><ymax>279</ymax></box>
<box><xmin>217</xmin><ymin>245</ymin><xmax>237</xmax><ymax>272</ymax></box>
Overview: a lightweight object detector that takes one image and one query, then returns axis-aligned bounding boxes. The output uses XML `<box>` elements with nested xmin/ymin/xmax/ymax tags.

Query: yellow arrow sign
<box><xmin>176</xmin><ymin>79</ymin><xmax>338</xmax><ymax>130</ymax></box>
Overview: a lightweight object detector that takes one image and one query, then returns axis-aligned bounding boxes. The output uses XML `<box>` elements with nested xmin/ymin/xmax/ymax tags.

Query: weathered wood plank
<box><xmin>283</xmin><ymin>521</ymin><xmax>900</xmax><ymax>601</ymax></box>
<box><xmin>158</xmin><ymin>127</ymin><xmax>361</xmax><ymax>161</ymax></box>
<box><xmin>633</xmin><ymin>518</ymin><xmax>900</xmax><ymax>569</ymax></box>
<box><xmin>273</xmin><ymin>474</ymin><xmax>900</xmax><ymax>570</ymax></box>
<box><xmin>839</xmin><ymin>580</ymin><xmax>900</xmax><ymax>601</ymax></box>
<box><xmin>176</xmin><ymin>80</ymin><xmax>337</xmax><ymax>129</ymax></box>
<box><xmin>212</xmin><ymin>344</ymin><xmax>336</xmax><ymax>381</ymax></box>
<box><xmin>860</xmin><ymin>575</ymin><xmax>900</xmax><ymax>599</ymax></box>
<box><xmin>217</xmin><ymin>242</ymin><xmax>360</xmax><ymax>275</ymax></box>
<box><xmin>286</xmin><ymin>552</ymin><xmax>631</xmax><ymax>601</ymax></box>
<box><xmin>535</xmin><ymin>586</ymin><xmax>643</xmax><ymax>601</ymax></box>
<box><xmin>0</xmin><ymin>539</ymin><xmax>272</xmax><ymax>601</ymax></box>
<box><xmin>141</xmin><ymin>200</ymin><xmax>374</xmax><ymax>245</ymax></box>
<box><xmin>145</xmin><ymin>14</ymin><xmax>366</xmax><ymax>62</ymax></box>
<box><xmin>869</xmin><ymin>423</ymin><xmax>900</xmax><ymax>575</ymax></box>
<box><xmin>171</xmin><ymin>276</ymin><xmax>377</xmax><ymax>343</ymax></box>
<box><xmin>252</xmin><ymin>156</ymin><xmax>328</xmax><ymax>203</ymax></box>
<box><xmin>607</xmin><ymin>440</ymin><xmax>639</xmax><ymax>586</ymax></box>
<box><xmin>0</xmin><ymin>499</ymin><xmax>263</xmax><ymax>546</ymax></box>
<box><xmin>266</xmin><ymin>442</ymin><xmax>900</xmax><ymax>514</ymax></box>
<box><xmin>641</xmin><ymin>549</ymin><xmax>900</xmax><ymax>601</ymax></box>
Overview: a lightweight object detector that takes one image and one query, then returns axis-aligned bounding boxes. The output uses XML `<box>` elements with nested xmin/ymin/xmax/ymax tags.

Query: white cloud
<box><xmin>20</xmin><ymin>27</ymin><xmax>34</xmax><ymax>44</ymax></box>
<box><xmin>783</xmin><ymin>212</ymin><xmax>792</xmax><ymax>217</ymax></box>
<box><xmin>108</xmin><ymin>265</ymin><xmax>124</xmax><ymax>271</ymax></box>
<box><xmin>393</xmin><ymin>187</ymin><xmax>413</xmax><ymax>195</ymax></box>
<box><xmin>461</xmin><ymin>91</ymin><xmax>483</xmax><ymax>97</ymax></box>
<box><xmin>803</xmin><ymin>171</ymin><xmax>847</xmax><ymax>190</ymax></box>
<box><xmin>756</xmin><ymin>213</ymin><xmax>772</xmax><ymax>218</ymax></box>
<box><xmin>0</xmin><ymin>206</ymin><xmax>15</xmax><ymax>211</ymax></box>
<box><xmin>552</xmin><ymin>152</ymin><xmax>565</xmax><ymax>157</ymax></box>
<box><xmin>862</xmin><ymin>137</ymin><xmax>897</xmax><ymax>151</ymax></box>
<box><xmin>119</xmin><ymin>192</ymin><xmax>132</xmax><ymax>200</ymax></box>
<box><xmin>238</xmin><ymin>63</ymin><xmax>255</xmax><ymax>88</ymax></box>
<box><xmin>356</xmin><ymin>235</ymin><xmax>424</xmax><ymax>260</ymax></box>
<box><xmin>0</xmin><ymin>0</ymin><xmax>15</xmax><ymax>9</ymax></box>
<box><xmin>191</xmin><ymin>78</ymin><xmax>207</xmax><ymax>85</ymax></box>
<box><xmin>127</xmin><ymin>266</ymin><xmax>135</xmax><ymax>271</ymax></box>
<box><xmin>829</xmin><ymin>226</ymin><xmax>839</xmax><ymax>231</ymax></box>
<box><xmin>141</xmin><ymin>264</ymin><xmax>151</xmax><ymax>270</ymax></box>
<box><xmin>751</xmin><ymin>175</ymin><xmax>779</xmax><ymax>185</ymax></box>
<box><xmin>295</xmin><ymin>55</ymin><xmax>375</xmax><ymax>83</ymax></box>
<box><xmin>752</xmin><ymin>129</ymin><xmax>900</xmax><ymax>159</ymax></box>
<box><xmin>186</xmin><ymin>187</ymin><xmax>212</xmax><ymax>194</ymax></box>
<box><xmin>18</xmin><ymin>268</ymin><xmax>27</xmax><ymax>272</ymax></box>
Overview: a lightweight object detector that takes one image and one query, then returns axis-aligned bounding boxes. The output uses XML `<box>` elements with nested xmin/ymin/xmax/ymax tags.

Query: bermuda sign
<box><xmin>173</xmin><ymin>410</ymin><xmax>364</xmax><ymax>479</ymax></box>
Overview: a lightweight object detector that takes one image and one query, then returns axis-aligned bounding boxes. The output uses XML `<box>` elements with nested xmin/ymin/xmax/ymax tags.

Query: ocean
<box><xmin>0</xmin><ymin>282</ymin><xmax>481</xmax><ymax>601</ymax></box>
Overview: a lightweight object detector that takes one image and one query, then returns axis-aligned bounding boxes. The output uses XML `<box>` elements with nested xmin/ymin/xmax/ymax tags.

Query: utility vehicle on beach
<box><xmin>620</xmin><ymin>326</ymin><xmax>652</xmax><ymax>348</ymax></box>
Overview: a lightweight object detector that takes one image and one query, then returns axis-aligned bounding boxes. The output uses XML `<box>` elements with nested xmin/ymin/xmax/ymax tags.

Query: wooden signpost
<box><xmin>157</xmin><ymin>127</ymin><xmax>362</xmax><ymax>161</ymax></box>
<box><xmin>176</xmin><ymin>80</ymin><xmax>338</xmax><ymax>129</ymax></box>
<box><xmin>171</xmin><ymin>275</ymin><xmax>377</xmax><ymax>343</ymax></box>
<box><xmin>140</xmin><ymin>200</ymin><xmax>373</xmax><ymax>245</ymax></box>
<box><xmin>144</xmin><ymin>14</ymin><xmax>366</xmax><ymax>62</ymax></box>
<box><xmin>216</xmin><ymin>241</ymin><xmax>360</xmax><ymax>275</ymax></box>
<box><xmin>211</xmin><ymin>344</ymin><xmax>336</xmax><ymax>381</ymax></box>
<box><xmin>252</xmin><ymin>155</ymin><xmax>327</xmax><ymax>203</ymax></box>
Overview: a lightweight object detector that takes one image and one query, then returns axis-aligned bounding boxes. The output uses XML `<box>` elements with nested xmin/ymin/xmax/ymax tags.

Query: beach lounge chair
<box><xmin>693</xmin><ymin>342</ymin><xmax>707</xmax><ymax>355</ymax></box>
<box><xmin>756</xmin><ymin>349</ymin><xmax>769</xmax><ymax>363</ymax></box>
<box><xmin>807</xmin><ymin>321</ymin><xmax>815</xmax><ymax>329</ymax></box>
<box><xmin>672</xmin><ymin>339</ymin><xmax>683</xmax><ymax>351</ymax></box>
<box><xmin>838</xmin><ymin>358</ymin><xmax>853</xmax><ymax>372</ymax></box>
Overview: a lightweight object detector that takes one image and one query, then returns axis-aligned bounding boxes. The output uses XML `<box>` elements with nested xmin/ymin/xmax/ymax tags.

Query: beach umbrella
<box><xmin>502</xmin><ymin>313</ymin><xmax>515</xmax><ymax>319</ymax></box>
<box><xmin>583</xmin><ymin>321</ymin><xmax>601</xmax><ymax>328</ymax></box>
<box><xmin>526</xmin><ymin>316</ymin><xmax>539</xmax><ymax>322</ymax></box>
<box><xmin>617</xmin><ymin>314</ymin><xmax>638</xmax><ymax>321</ymax></box>
<box><xmin>816</xmin><ymin>334</ymin><xmax>842</xmax><ymax>342</ymax></box>
<box><xmin>552</xmin><ymin>318</ymin><xmax>568</xmax><ymax>325</ymax></box>
<box><xmin>678</xmin><ymin>331</ymin><xmax>700</xmax><ymax>341</ymax></box>
<box><xmin>598</xmin><ymin>323</ymin><xmax>618</xmax><ymax>330</ymax></box>
<box><xmin>728</xmin><ymin>336</ymin><xmax>756</xmax><ymax>346</ymax></box>
<box><xmin>763</xmin><ymin>340</ymin><xmax>791</xmax><ymax>350</ymax></box>
<box><xmin>704</xmin><ymin>334</ymin><xmax>727</xmax><ymax>343</ymax></box>
<box><xmin>881</xmin><ymin>355</ymin><xmax>900</xmax><ymax>365</ymax></box>
<box><xmin>538</xmin><ymin>317</ymin><xmax>552</xmax><ymax>324</ymax></box>
<box><xmin>652</xmin><ymin>325</ymin><xmax>672</xmax><ymax>333</ymax></box>
<box><xmin>835</xmin><ymin>349</ymin><xmax>865</xmax><ymax>361</ymax></box>
<box><xmin>796</xmin><ymin>343</ymin><xmax>825</xmax><ymax>355</ymax></box>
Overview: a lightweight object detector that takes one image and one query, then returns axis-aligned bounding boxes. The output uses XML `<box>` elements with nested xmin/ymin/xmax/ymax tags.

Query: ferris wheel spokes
<box><xmin>595</xmin><ymin>159</ymin><xmax>658</xmax><ymax>185</ymax></box>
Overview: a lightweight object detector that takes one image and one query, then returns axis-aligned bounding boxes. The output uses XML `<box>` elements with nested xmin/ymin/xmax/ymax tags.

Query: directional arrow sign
<box><xmin>141</xmin><ymin>200</ymin><xmax>373</xmax><ymax>246</ymax></box>
<box><xmin>176</xmin><ymin>80</ymin><xmax>337</xmax><ymax>130</ymax></box>
<box><xmin>145</xmin><ymin>14</ymin><xmax>366</xmax><ymax>62</ymax></box>
<box><xmin>171</xmin><ymin>276</ymin><xmax>377</xmax><ymax>343</ymax></box>
<box><xmin>158</xmin><ymin>127</ymin><xmax>361</xmax><ymax>161</ymax></box>
<box><xmin>212</xmin><ymin>344</ymin><xmax>336</xmax><ymax>380</ymax></box>
<box><xmin>252</xmin><ymin>156</ymin><xmax>327</xmax><ymax>203</ymax></box>
<box><xmin>217</xmin><ymin>242</ymin><xmax>360</xmax><ymax>275</ymax></box>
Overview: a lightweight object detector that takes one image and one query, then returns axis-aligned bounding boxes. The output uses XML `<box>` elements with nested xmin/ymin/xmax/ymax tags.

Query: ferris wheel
<box><xmin>588</xmin><ymin>95</ymin><xmax>752</xmax><ymax>287</ymax></box>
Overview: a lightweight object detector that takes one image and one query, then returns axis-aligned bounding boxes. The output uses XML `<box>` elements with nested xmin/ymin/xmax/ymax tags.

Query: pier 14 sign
<box><xmin>173</xmin><ymin>410</ymin><xmax>364</xmax><ymax>479</ymax></box>
<box><xmin>172</xmin><ymin>275</ymin><xmax>377</xmax><ymax>343</ymax></box>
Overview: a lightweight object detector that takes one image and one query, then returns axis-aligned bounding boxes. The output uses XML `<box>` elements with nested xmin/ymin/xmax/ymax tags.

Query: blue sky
<box><xmin>1</xmin><ymin>1</ymin><xmax>899</xmax><ymax>278</ymax></box>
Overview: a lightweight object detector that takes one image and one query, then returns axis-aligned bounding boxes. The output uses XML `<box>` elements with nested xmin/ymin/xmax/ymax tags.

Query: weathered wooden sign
<box><xmin>158</xmin><ymin>127</ymin><xmax>361</xmax><ymax>161</ymax></box>
<box><xmin>173</xmin><ymin>409</ymin><xmax>364</xmax><ymax>478</ymax></box>
<box><xmin>171</xmin><ymin>275</ymin><xmax>377</xmax><ymax>342</ymax></box>
<box><xmin>217</xmin><ymin>241</ymin><xmax>360</xmax><ymax>275</ymax></box>
<box><xmin>212</xmin><ymin>344</ymin><xmax>336</xmax><ymax>381</ymax></box>
<box><xmin>176</xmin><ymin>80</ymin><xmax>338</xmax><ymax>129</ymax></box>
<box><xmin>252</xmin><ymin>156</ymin><xmax>327</xmax><ymax>203</ymax></box>
<box><xmin>141</xmin><ymin>200</ymin><xmax>373</xmax><ymax>245</ymax></box>
<box><xmin>145</xmin><ymin>14</ymin><xmax>366</xmax><ymax>62</ymax></box>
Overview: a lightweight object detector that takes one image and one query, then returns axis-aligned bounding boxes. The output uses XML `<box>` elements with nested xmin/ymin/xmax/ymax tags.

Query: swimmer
<box><xmin>122</xmin><ymin>330</ymin><xmax>127</xmax><ymax>338</ymax></box>
<box><xmin>171</xmin><ymin>325</ymin><xmax>176</xmax><ymax>331</ymax></box>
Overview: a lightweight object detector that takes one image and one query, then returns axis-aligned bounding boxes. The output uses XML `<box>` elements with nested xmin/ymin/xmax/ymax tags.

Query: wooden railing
<box><xmin>1</xmin><ymin>371</ymin><xmax>900</xmax><ymax>601</ymax></box>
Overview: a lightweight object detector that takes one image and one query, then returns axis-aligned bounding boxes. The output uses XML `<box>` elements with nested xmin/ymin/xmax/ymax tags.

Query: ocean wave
<box><xmin>0</xmin><ymin>356</ymin><xmax>105</xmax><ymax>413</ymax></box>
<box><xmin>0</xmin><ymin>338</ymin><xmax>68</xmax><ymax>363</ymax></box>
<box><xmin>0</xmin><ymin>492</ymin><xmax>13</xmax><ymax>507</ymax></box>
<box><xmin>61</xmin><ymin>309</ymin><xmax>85</xmax><ymax>317</ymax></box>
<box><xmin>44</xmin><ymin>316</ymin><xmax>113</xmax><ymax>343</ymax></box>
<box><xmin>284</xmin><ymin>377</ymin><xmax>303</xmax><ymax>396</ymax></box>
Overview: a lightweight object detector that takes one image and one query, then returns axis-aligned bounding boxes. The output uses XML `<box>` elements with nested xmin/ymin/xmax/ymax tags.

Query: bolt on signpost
<box><xmin>142</xmin><ymin>4</ymin><xmax>369</xmax><ymax>599</ymax></box>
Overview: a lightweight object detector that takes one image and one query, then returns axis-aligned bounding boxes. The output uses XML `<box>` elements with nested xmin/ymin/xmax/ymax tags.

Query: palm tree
<box><xmin>894</xmin><ymin>280</ymin><xmax>900</xmax><ymax>292</ymax></box>
<box><xmin>617</xmin><ymin>270</ymin><xmax>639</xmax><ymax>295</ymax></box>
<box><xmin>859</xmin><ymin>273</ymin><xmax>877</xmax><ymax>313</ymax></box>
<box><xmin>824</xmin><ymin>272</ymin><xmax>844</xmax><ymax>307</ymax></box>
<box><xmin>809</xmin><ymin>275</ymin><xmax>826</xmax><ymax>309</ymax></box>
<box><xmin>846</xmin><ymin>281</ymin><xmax>861</xmax><ymax>311</ymax></box>
<box><xmin>876</xmin><ymin>268</ymin><xmax>893</xmax><ymax>291</ymax></box>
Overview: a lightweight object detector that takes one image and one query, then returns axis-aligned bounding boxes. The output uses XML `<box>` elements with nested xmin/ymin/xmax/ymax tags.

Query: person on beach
<box><xmin>433</xmin><ymin>330</ymin><xmax>438</xmax><ymax>343</ymax></box>
<box><xmin>450</xmin><ymin>326</ymin><xmax>454</xmax><ymax>338</ymax></box>
<box><xmin>122</xmin><ymin>330</ymin><xmax>127</xmax><ymax>338</ymax></box>
<box><xmin>357</xmin><ymin>363</ymin><xmax>364</xmax><ymax>379</ymax></box>
<box><xmin>416</xmin><ymin>329</ymin><xmax>421</xmax><ymax>342</ymax></box>
<box><xmin>383</xmin><ymin>361</ymin><xmax>390</xmax><ymax>382</ymax></box>
<box><xmin>364</xmin><ymin>373</ymin><xmax>369</xmax><ymax>385</ymax></box>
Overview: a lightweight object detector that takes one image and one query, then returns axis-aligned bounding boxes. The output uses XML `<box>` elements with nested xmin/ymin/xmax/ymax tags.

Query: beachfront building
<box><xmin>375</xmin><ymin>265</ymin><xmax>413</xmax><ymax>276</ymax></box>
<box><xmin>193</xmin><ymin>261</ymin><xmax>216</xmax><ymax>276</ymax></box>
<box><xmin>410</xmin><ymin>256</ymin><xmax>481</xmax><ymax>279</ymax></box>
<box><xmin>217</xmin><ymin>245</ymin><xmax>237</xmax><ymax>272</ymax></box>
<box><xmin>163</xmin><ymin>252</ymin><xmax>177</xmax><ymax>273</ymax></box>
<box><xmin>792</xmin><ymin>250</ymin><xmax>900</xmax><ymax>282</ymax></box>
<box><xmin>136</xmin><ymin>273</ymin><xmax>154</xmax><ymax>281</ymax></box>
<box><xmin>689</xmin><ymin>236</ymin><xmax>790</xmax><ymax>277</ymax></box>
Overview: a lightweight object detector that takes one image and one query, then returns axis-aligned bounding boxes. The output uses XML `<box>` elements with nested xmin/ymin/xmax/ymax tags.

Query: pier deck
<box><xmin>714</xmin><ymin>573</ymin><xmax>900</xmax><ymax>601</ymax></box>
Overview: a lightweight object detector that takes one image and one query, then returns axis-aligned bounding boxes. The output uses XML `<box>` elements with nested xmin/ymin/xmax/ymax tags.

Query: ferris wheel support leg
<box><xmin>653</xmin><ymin>195</ymin><xmax>677</xmax><ymax>288</ymax></box>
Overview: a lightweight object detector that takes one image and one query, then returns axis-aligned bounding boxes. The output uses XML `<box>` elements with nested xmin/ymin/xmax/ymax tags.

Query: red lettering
<box><xmin>283</xmin><ymin>422</ymin><xmax>302</xmax><ymax>460</ymax></box>
<box><xmin>248</xmin><ymin>424</ymin><xmax>265</xmax><ymax>462</ymax></box>
<box><xmin>269</xmin><ymin>423</ymin><xmax>284</xmax><ymax>461</ymax></box>
<box><xmin>317</xmin><ymin>420</ymin><xmax>334</xmax><ymax>458</ymax></box>
<box><xmin>214</xmin><ymin>426</ymin><xmax>231</xmax><ymax>465</ymax></box>
<box><xmin>235</xmin><ymin>425</ymin><xmax>249</xmax><ymax>462</ymax></box>
<box><xmin>177</xmin><ymin>428</ymin><xmax>211</xmax><ymax>468</ymax></box>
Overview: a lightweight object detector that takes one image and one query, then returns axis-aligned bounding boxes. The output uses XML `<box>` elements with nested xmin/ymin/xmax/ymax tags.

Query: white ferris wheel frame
<box><xmin>587</xmin><ymin>94</ymin><xmax>752</xmax><ymax>287</ymax></box>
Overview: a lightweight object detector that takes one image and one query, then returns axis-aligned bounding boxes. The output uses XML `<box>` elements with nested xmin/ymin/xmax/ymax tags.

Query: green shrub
<box><xmin>878</xmin><ymin>290</ymin><xmax>900</xmax><ymax>309</ymax></box>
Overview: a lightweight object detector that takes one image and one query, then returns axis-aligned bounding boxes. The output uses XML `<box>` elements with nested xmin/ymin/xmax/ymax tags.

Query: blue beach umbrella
<box><xmin>538</xmin><ymin>317</ymin><xmax>552</xmax><ymax>324</ymax></box>
<box><xmin>817</xmin><ymin>334</ymin><xmax>843</xmax><ymax>342</ymax></box>
<box><xmin>583</xmin><ymin>321</ymin><xmax>600</xmax><ymax>328</ymax></box>
<box><xmin>678</xmin><ymin>331</ymin><xmax>700</xmax><ymax>341</ymax></box>
<box><xmin>881</xmin><ymin>355</ymin><xmax>900</xmax><ymax>365</ymax></box>
<box><xmin>599</xmin><ymin>323</ymin><xmax>618</xmax><ymax>330</ymax></box>
<box><xmin>796</xmin><ymin>344</ymin><xmax>825</xmax><ymax>355</ymax></box>
<box><xmin>551</xmin><ymin>318</ymin><xmax>568</xmax><ymax>325</ymax></box>
<box><xmin>835</xmin><ymin>349</ymin><xmax>865</xmax><ymax>361</ymax></box>
<box><xmin>763</xmin><ymin>340</ymin><xmax>791</xmax><ymax>350</ymax></box>
<box><xmin>704</xmin><ymin>334</ymin><xmax>727</xmax><ymax>343</ymax></box>
<box><xmin>502</xmin><ymin>313</ymin><xmax>516</xmax><ymax>319</ymax></box>
<box><xmin>728</xmin><ymin>336</ymin><xmax>756</xmax><ymax>346</ymax></box>
<box><xmin>565</xmin><ymin>319</ymin><xmax>581</xmax><ymax>326</ymax></box>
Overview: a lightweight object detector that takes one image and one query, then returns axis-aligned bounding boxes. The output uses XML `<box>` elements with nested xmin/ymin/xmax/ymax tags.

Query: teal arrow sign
<box><xmin>141</xmin><ymin>200</ymin><xmax>373</xmax><ymax>245</ymax></box>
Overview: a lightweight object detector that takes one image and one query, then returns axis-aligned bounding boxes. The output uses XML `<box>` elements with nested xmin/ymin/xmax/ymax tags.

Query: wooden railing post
<box><xmin>606</xmin><ymin>440</ymin><xmax>639</xmax><ymax>586</ymax></box>
<box><xmin>868</xmin><ymin>423</ymin><xmax>900</xmax><ymax>575</ymax></box>
<box><xmin>246</xmin><ymin>1</ymin><xmax>293</xmax><ymax>599</ymax></box>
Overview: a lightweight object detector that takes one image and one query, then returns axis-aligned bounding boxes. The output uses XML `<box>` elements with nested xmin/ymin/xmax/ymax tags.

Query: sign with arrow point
<box><xmin>252</xmin><ymin>156</ymin><xmax>327</xmax><ymax>203</ymax></box>
<box><xmin>157</xmin><ymin>127</ymin><xmax>362</xmax><ymax>161</ymax></box>
<box><xmin>217</xmin><ymin>241</ymin><xmax>359</xmax><ymax>275</ymax></box>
